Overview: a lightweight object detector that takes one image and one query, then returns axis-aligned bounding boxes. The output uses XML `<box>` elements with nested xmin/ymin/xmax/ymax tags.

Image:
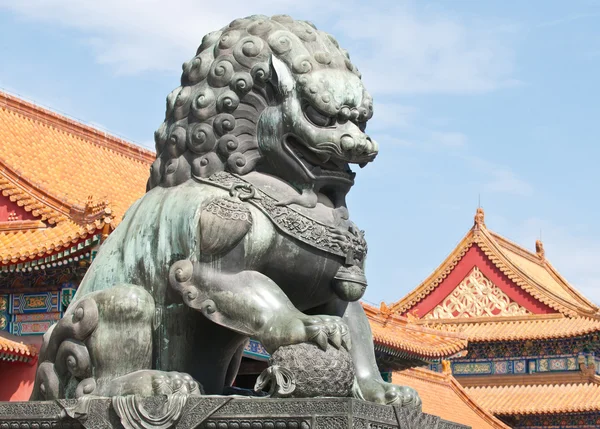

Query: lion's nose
<box><xmin>366</xmin><ymin>136</ymin><xmax>378</xmax><ymax>155</ymax></box>
<box><xmin>340</xmin><ymin>134</ymin><xmax>378</xmax><ymax>160</ymax></box>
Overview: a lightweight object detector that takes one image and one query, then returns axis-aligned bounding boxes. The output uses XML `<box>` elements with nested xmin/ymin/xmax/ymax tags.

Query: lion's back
<box><xmin>73</xmin><ymin>181</ymin><xmax>219</xmax><ymax>303</ymax></box>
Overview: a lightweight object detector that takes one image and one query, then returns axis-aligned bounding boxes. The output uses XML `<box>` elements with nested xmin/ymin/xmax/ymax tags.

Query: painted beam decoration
<box><xmin>243</xmin><ymin>339</ymin><xmax>270</xmax><ymax>361</ymax></box>
<box><xmin>0</xmin><ymin>283</ymin><xmax>78</xmax><ymax>335</ymax></box>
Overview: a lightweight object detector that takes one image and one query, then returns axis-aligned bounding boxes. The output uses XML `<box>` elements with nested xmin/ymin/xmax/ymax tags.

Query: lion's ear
<box><xmin>270</xmin><ymin>55</ymin><xmax>295</xmax><ymax>97</ymax></box>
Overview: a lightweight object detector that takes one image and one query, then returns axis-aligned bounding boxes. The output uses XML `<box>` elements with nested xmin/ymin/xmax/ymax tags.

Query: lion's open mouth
<box><xmin>284</xmin><ymin>135</ymin><xmax>356</xmax><ymax>183</ymax></box>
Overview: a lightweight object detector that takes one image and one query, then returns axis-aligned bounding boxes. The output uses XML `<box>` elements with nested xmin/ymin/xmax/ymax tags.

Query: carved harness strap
<box><xmin>194</xmin><ymin>171</ymin><xmax>367</xmax><ymax>265</ymax></box>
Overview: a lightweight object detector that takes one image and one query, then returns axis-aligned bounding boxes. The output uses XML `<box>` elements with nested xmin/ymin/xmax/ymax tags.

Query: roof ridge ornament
<box><xmin>379</xmin><ymin>302</ymin><xmax>394</xmax><ymax>325</ymax></box>
<box><xmin>474</xmin><ymin>207</ymin><xmax>485</xmax><ymax>229</ymax></box>
<box><xmin>535</xmin><ymin>239</ymin><xmax>545</xmax><ymax>261</ymax></box>
<box><xmin>379</xmin><ymin>302</ymin><xmax>392</xmax><ymax>315</ymax></box>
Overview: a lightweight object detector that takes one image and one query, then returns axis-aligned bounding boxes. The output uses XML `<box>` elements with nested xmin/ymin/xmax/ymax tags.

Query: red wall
<box><xmin>404</xmin><ymin>244</ymin><xmax>556</xmax><ymax>317</ymax></box>
<box><xmin>0</xmin><ymin>360</ymin><xmax>36</xmax><ymax>401</ymax></box>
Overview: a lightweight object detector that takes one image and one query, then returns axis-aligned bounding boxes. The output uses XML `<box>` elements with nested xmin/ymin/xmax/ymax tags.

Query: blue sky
<box><xmin>1</xmin><ymin>1</ymin><xmax>600</xmax><ymax>306</ymax></box>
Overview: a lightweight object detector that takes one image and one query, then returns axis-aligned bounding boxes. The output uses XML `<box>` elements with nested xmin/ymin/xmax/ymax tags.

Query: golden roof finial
<box><xmin>474</xmin><ymin>207</ymin><xmax>485</xmax><ymax>228</ymax></box>
<box><xmin>535</xmin><ymin>239</ymin><xmax>545</xmax><ymax>260</ymax></box>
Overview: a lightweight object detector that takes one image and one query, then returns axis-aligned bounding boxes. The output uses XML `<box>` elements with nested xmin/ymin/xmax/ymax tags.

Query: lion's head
<box><xmin>147</xmin><ymin>15</ymin><xmax>377</xmax><ymax>201</ymax></box>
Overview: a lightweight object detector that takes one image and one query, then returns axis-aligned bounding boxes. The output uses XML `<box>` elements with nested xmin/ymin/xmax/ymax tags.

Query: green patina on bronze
<box><xmin>29</xmin><ymin>14</ymin><xmax>421</xmax><ymax>409</ymax></box>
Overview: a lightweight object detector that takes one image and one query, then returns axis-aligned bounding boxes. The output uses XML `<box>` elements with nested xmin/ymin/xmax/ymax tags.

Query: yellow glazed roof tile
<box><xmin>416</xmin><ymin>314</ymin><xmax>600</xmax><ymax>342</ymax></box>
<box><xmin>393</xmin><ymin>367</ymin><xmax>510</xmax><ymax>428</ymax></box>
<box><xmin>489</xmin><ymin>231</ymin><xmax>598</xmax><ymax>314</ymax></box>
<box><xmin>0</xmin><ymin>91</ymin><xmax>154</xmax><ymax>265</ymax></box>
<box><xmin>363</xmin><ymin>303</ymin><xmax>468</xmax><ymax>358</ymax></box>
<box><xmin>0</xmin><ymin>331</ymin><xmax>38</xmax><ymax>362</ymax></box>
<box><xmin>466</xmin><ymin>382</ymin><xmax>600</xmax><ymax>415</ymax></box>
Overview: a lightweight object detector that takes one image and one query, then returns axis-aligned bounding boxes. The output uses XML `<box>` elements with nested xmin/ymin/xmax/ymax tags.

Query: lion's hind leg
<box><xmin>31</xmin><ymin>284</ymin><xmax>201</xmax><ymax>399</ymax></box>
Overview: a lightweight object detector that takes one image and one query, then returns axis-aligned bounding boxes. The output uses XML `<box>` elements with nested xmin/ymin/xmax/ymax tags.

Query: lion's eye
<box><xmin>304</xmin><ymin>105</ymin><xmax>336</xmax><ymax>127</ymax></box>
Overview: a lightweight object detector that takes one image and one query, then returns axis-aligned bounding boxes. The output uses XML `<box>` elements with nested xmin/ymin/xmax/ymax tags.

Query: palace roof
<box><xmin>466</xmin><ymin>381</ymin><xmax>600</xmax><ymax>415</ymax></box>
<box><xmin>385</xmin><ymin>208</ymin><xmax>599</xmax><ymax>339</ymax></box>
<box><xmin>393</xmin><ymin>366</ymin><xmax>510</xmax><ymax>428</ymax></box>
<box><xmin>0</xmin><ymin>91</ymin><xmax>154</xmax><ymax>269</ymax></box>
<box><xmin>0</xmin><ymin>331</ymin><xmax>37</xmax><ymax>363</ymax></box>
<box><xmin>416</xmin><ymin>313</ymin><xmax>600</xmax><ymax>342</ymax></box>
<box><xmin>364</xmin><ymin>303</ymin><xmax>468</xmax><ymax>362</ymax></box>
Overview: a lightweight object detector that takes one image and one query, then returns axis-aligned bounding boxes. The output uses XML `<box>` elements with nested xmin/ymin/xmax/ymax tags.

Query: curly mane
<box><xmin>147</xmin><ymin>14</ymin><xmax>364</xmax><ymax>190</ymax></box>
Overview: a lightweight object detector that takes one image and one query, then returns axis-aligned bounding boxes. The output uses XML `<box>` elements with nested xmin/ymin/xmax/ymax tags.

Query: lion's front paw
<box><xmin>151</xmin><ymin>371</ymin><xmax>202</xmax><ymax>396</ymax></box>
<box><xmin>355</xmin><ymin>378</ymin><xmax>421</xmax><ymax>407</ymax></box>
<box><xmin>93</xmin><ymin>370</ymin><xmax>203</xmax><ymax>397</ymax></box>
<box><xmin>260</xmin><ymin>315</ymin><xmax>351</xmax><ymax>353</ymax></box>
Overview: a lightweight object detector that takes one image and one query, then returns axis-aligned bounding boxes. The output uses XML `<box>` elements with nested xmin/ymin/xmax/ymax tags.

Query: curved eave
<box><xmin>0</xmin><ymin>227</ymin><xmax>102</xmax><ymax>269</ymax></box>
<box><xmin>0</xmin><ymin>335</ymin><xmax>39</xmax><ymax>364</ymax></box>
<box><xmin>466</xmin><ymin>382</ymin><xmax>600</xmax><ymax>415</ymax></box>
<box><xmin>389</xmin><ymin>231</ymin><xmax>475</xmax><ymax>316</ymax></box>
<box><xmin>417</xmin><ymin>314</ymin><xmax>600</xmax><ymax>343</ymax></box>
<box><xmin>363</xmin><ymin>303</ymin><xmax>469</xmax><ymax>359</ymax></box>
<box><xmin>394</xmin><ymin>367</ymin><xmax>511</xmax><ymax>428</ymax></box>
<box><xmin>0</xmin><ymin>172</ymin><xmax>67</xmax><ymax>226</ymax></box>
<box><xmin>488</xmin><ymin>231</ymin><xmax>598</xmax><ymax>312</ymax></box>
<box><xmin>478</xmin><ymin>227</ymin><xmax>598</xmax><ymax>317</ymax></box>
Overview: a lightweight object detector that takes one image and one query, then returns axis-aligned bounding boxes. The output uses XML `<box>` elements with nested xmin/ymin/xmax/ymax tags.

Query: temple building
<box><xmin>379</xmin><ymin>207</ymin><xmax>600</xmax><ymax>428</ymax></box>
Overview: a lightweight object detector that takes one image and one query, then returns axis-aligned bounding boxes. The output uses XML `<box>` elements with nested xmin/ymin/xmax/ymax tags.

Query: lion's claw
<box><xmin>152</xmin><ymin>371</ymin><xmax>201</xmax><ymax>395</ymax></box>
<box><xmin>306</xmin><ymin>324</ymin><xmax>329</xmax><ymax>350</ymax></box>
<box><xmin>306</xmin><ymin>316</ymin><xmax>350</xmax><ymax>351</ymax></box>
<box><xmin>261</xmin><ymin>314</ymin><xmax>351</xmax><ymax>353</ymax></box>
<box><xmin>92</xmin><ymin>370</ymin><xmax>203</xmax><ymax>397</ymax></box>
<box><xmin>328</xmin><ymin>324</ymin><xmax>342</xmax><ymax>349</ymax></box>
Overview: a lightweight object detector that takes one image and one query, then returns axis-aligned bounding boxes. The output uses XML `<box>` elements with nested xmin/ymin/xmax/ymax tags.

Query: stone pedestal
<box><xmin>0</xmin><ymin>397</ymin><xmax>468</xmax><ymax>429</ymax></box>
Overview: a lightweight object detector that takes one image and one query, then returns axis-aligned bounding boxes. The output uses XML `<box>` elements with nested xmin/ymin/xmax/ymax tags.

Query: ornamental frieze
<box><xmin>424</xmin><ymin>266</ymin><xmax>530</xmax><ymax>319</ymax></box>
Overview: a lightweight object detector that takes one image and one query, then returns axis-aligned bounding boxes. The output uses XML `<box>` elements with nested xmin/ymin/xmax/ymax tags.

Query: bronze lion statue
<box><xmin>30</xmin><ymin>14</ymin><xmax>420</xmax><ymax>408</ymax></box>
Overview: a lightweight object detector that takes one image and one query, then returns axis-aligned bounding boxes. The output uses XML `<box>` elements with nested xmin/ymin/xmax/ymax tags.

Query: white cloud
<box><xmin>464</xmin><ymin>155</ymin><xmax>534</xmax><ymax>197</ymax></box>
<box><xmin>508</xmin><ymin>217</ymin><xmax>600</xmax><ymax>306</ymax></box>
<box><xmin>335</xmin><ymin>3</ymin><xmax>519</xmax><ymax>94</ymax></box>
<box><xmin>431</xmin><ymin>131</ymin><xmax>467</xmax><ymax>148</ymax></box>
<box><xmin>0</xmin><ymin>0</ymin><xmax>317</xmax><ymax>74</ymax></box>
<box><xmin>484</xmin><ymin>169</ymin><xmax>534</xmax><ymax>196</ymax></box>
<box><xmin>369</xmin><ymin>103</ymin><xmax>419</xmax><ymax>131</ymax></box>
<box><xmin>1</xmin><ymin>1</ymin><xmax>519</xmax><ymax>94</ymax></box>
<box><xmin>374</xmin><ymin>134</ymin><xmax>414</xmax><ymax>147</ymax></box>
<box><xmin>536</xmin><ymin>12</ymin><xmax>600</xmax><ymax>29</ymax></box>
